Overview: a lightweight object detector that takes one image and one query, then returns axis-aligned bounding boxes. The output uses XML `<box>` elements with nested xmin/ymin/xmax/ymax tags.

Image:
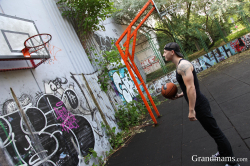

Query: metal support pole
<box><xmin>115</xmin><ymin>0</ymin><xmax>161</xmax><ymax>125</ymax></box>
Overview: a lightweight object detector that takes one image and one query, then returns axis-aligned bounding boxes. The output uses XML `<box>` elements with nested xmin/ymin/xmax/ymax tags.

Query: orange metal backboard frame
<box><xmin>115</xmin><ymin>0</ymin><xmax>161</xmax><ymax>124</ymax></box>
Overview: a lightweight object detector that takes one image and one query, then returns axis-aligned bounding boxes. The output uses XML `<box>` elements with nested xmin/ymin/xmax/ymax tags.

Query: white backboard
<box><xmin>0</xmin><ymin>13</ymin><xmax>50</xmax><ymax>59</ymax></box>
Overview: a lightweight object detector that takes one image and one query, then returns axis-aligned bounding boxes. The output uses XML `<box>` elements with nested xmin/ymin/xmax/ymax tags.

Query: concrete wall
<box><xmin>0</xmin><ymin>0</ymin><xmax>122</xmax><ymax>165</ymax></box>
<box><xmin>135</xmin><ymin>32</ymin><xmax>162</xmax><ymax>74</ymax></box>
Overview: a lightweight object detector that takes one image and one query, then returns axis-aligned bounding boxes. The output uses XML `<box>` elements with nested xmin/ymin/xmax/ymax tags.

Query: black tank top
<box><xmin>176</xmin><ymin>59</ymin><xmax>209</xmax><ymax>109</ymax></box>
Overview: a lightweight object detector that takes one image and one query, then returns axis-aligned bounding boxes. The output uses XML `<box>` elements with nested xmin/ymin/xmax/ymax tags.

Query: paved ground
<box><xmin>107</xmin><ymin>54</ymin><xmax>250</xmax><ymax>166</ymax></box>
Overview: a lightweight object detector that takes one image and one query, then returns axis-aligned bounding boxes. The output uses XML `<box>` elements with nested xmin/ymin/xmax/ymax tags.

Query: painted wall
<box><xmin>94</xmin><ymin>20</ymin><xmax>147</xmax><ymax>82</ymax></box>
<box><xmin>0</xmin><ymin>0</ymin><xmax>122</xmax><ymax>165</ymax></box>
<box><xmin>108</xmin><ymin>67</ymin><xmax>144</xmax><ymax>103</ymax></box>
<box><xmin>135</xmin><ymin>32</ymin><xmax>162</xmax><ymax>74</ymax></box>
<box><xmin>146</xmin><ymin>33</ymin><xmax>250</xmax><ymax>96</ymax></box>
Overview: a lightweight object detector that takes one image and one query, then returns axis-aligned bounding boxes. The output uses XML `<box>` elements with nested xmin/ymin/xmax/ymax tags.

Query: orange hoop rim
<box><xmin>24</xmin><ymin>33</ymin><xmax>52</xmax><ymax>49</ymax></box>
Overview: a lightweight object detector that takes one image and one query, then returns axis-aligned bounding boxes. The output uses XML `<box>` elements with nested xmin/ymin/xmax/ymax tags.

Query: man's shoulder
<box><xmin>177</xmin><ymin>60</ymin><xmax>193</xmax><ymax>76</ymax></box>
<box><xmin>179</xmin><ymin>59</ymin><xmax>191</xmax><ymax>65</ymax></box>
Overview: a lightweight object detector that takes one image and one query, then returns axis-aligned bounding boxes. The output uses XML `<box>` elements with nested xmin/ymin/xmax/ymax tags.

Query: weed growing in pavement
<box><xmin>84</xmin><ymin>148</ymin><xmax>113</xmax><ymax>166</ymax></box>
<box><xmin>84</xmin><ymin>92</ymin><xmax>165</xmax><ymax>165</ymax></box>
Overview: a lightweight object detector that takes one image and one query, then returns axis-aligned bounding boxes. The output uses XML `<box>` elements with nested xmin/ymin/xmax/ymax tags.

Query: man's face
<box><xmin>163</xmin><ymin>49</ymin><xmax>173</xmax><ymax>61</ymax></box>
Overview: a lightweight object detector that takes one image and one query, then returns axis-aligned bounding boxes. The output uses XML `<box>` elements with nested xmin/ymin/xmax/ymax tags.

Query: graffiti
<box><xmin>105</xmin><ymin>105</ymin><xmax>112</xmax><ymax>111</ymax></box>
<box><xmin>148</xmin><ymin>70</ymin><xmax>177</xmax><ymax>94</ymax></box>
<box><xmin>69</xmin><ymin>74</ymin><xmax>108</xmax><ymax>141</ymax></box>
<box><xmin>109</xmin><ymin>67</ymin><xmax>144</xmax><ymax>103</ymax></box>
<box><xmin>140</xmin><ymin>56</ymin><xmax>161</xmax><ymax>74</ymax></box>
<box><xmin>97</xmin><ymin>94</ymin><xmax>103</xmax><ymax>100</ymax></box>
<box><xmin>93</xmin><ymin>33</ymin><xmax>118</xmax><ymax>52</ymax></box>
<box><xmin>112</xmin><ymin>29</ymin><xmax>120</xmax><ymax>38</ymax></box>
<box><xmin>146</xmin><ymin>83</ymin><xmax>157</xmax><ymax>96</ymax></box>
<box><xmin>0</xmin><ymin>73</ymin><xmax>120</xmax><ymax>165</ymax></box>
<box><xmin>2</xmin><ymin>94</ymin><xmax>32</xmax><ymax>115</ymax></box>
<box><xmin>242</xmin><ymin>34</ymin><xmax>250</xmax><ymax>49</ymax></box>
<box><xmin>197</xmin><ymin>53</ymin><xmax>217</xmax><ymax>70</ymax></box>
<box><xmin>0</xmin><ymin>93</ymin><xmax>95</xmax><ymax>166</ymax></box>
<box><xmin>152</xmin><ymin>80</ymin><xmax>163</xmax><ymax>94</ymax></box>
<box><xmin>168</xmin><ymin>71</ymin><xmax>177</xmax><ymax>84</ymax></box>
<box><xmin>212</xmin><ymin>47</ymin><xmax>228</xmax><ymax>63</ymax></box>
<box><xmin>229</xmin><ymin>39</ymin><xmax>246</xmax><ymax>53</ymax></box>
<box><xmin>45</xmin><ymin>44</ymin><xmax>62</xmax><ymax>65</ymax></box>
<box><xmin>54</xmin><ymin>101</ymin><xmax>79</xmax><ymax>132</ymax></box>
<box><xmin>221</xmin><ymin>44</ymin><xmax>232</xmax><ymax>58</ymax></box>
<box><xmin>105</xmin><ymin>113</ymin><xmax>116</xmax><ymax>123</ymax></box>
<box><xmin>191</xmin><ymin>59</ymin><xmax>203</xmax><ymax>74</ymax></box>
<box><xmin>45</xmin><ymin>77</ymin><xmax>68</xmax><ymax>94</ymax></box>
<box><xmin>63</xmin><ymin>89</ymin><xmax>79</xmax><ymax>109</ymax></box>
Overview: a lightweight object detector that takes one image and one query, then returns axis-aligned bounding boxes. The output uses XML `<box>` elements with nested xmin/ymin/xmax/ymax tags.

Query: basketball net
<box><xmin>22</xmin><ymin>34</ymin><xmax>51</xmax><ymax>63</ymax></box>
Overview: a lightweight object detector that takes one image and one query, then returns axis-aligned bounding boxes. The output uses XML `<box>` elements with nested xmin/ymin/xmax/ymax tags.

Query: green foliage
<box><xmin>57</xmin><ymin>0</ymin><xmax>117</xmax><ymax>34</ymax></box>
<box><xmin>227</xmin><ymin>28</ymin><xmax>249</xmax><ymax>41</ymax></box>
<box><xmin>86</xmin><ymin>41</ymin><xmax>126</xmax><ymax>92</ymax></box>
<box><xmin>114</xmin><ymin>90</ymin><xmax>161</xmax><ymax>130</ymax></box>
<box><xmin>103</xmin><ymin>124</ymin><xmax>129</xmax><ymax>149</ymax></box>
<box><xmin>84</xmin><ymin>148</ymin><xmax>106</xmax><ymax>166</ymax></box>
<box><xmin>101</xmin><ymin>92</ymin><xmax>161</xmax><ymax>150</ymax></box>
<box><xmin>115</xmin><ymin>100</ymin><xmax>144</xmax><ymax>130</ymax></box>
<box><xmin>95</xmin><ymin>45</ymin><xmax>125</xmax><ymax>92</ymax></box>
<box><xmin>84</xmin><ymin>149</ymin><xmax>92</xmax><ymax>164</ymax></box>
<box><xmin>112</xmin><ymin>0</ymin><xmax>249</xmax><ymax>58</ymax></box>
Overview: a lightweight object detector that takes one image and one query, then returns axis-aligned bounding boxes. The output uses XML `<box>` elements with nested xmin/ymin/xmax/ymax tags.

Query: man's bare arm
<box><xmin>178</xmin><ymin>62</ymin><xmax>197</xmax><ymax>121</ymax></box>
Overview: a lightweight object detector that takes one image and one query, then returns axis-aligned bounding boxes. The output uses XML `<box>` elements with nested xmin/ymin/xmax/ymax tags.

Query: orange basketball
<box><xmin>161</xmin><ymin>82</ymin><xmax>178</xmax><ymax>99</ymax></box>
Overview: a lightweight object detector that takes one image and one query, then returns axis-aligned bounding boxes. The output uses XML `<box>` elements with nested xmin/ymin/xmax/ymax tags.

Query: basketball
<box><xmin>161</xmin><ymin>82</ymin><xmax>178</xmax><ymax>99</ymax></box>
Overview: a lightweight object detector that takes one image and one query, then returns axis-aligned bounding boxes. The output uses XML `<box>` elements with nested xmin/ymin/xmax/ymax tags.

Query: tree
<box><xmin>57</xmin><ymin>0</ymin><xmax>117</xmax><ymax>39</ymax></box>
<box><xmin>111</xmin><ymin>0</ymin><xmax>247</xmax><ymax>55</ymax></box>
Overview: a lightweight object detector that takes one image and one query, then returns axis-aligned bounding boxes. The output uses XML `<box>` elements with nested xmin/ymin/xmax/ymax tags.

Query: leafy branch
<box><xmin>57</xmin><ymin>0</ymin><xmax>117</xmax><ymax>36</ymax></box>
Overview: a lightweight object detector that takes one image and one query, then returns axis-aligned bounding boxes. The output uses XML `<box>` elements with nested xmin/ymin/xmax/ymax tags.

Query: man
<box><xmin>162</xmin><ymin>42</ymin><xmax>239</xmax><ymax>166</ymax></box>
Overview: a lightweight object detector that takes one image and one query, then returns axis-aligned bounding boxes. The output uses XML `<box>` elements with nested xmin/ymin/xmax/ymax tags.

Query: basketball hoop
<box><xmin>22</xmin><ymin>33</ymin><xmax>52</xmax><ymax>58</ymax></box>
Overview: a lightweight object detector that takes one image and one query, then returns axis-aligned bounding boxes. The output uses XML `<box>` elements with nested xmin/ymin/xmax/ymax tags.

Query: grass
<box><xmin>227</xmin><ymin>28</ymin><xmax>249</xmax><ymax>41</ymax></box>
<box><xmin>146</xmin><ymin>28</ymin><xmax>250</xmax><ymax>83</ymax></box>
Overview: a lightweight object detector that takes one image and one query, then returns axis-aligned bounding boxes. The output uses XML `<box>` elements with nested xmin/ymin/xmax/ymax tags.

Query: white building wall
<box><xmin>135</xmin><ymin>32</ymin><xmax>161</xmax><ymax>74</ymax></box>
<box><xmin>0</xmin><ymin>0</ymin><xmax>121</xmax><ymax>165</ymax></box>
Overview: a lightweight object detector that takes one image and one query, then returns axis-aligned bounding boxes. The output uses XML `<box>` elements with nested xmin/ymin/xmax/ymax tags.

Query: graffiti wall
<box><xmin>109</xmin><ymin>67</ymin><xmax>144</xmax><ymax>103</ymax></box>
<box><xmin>135</xmin><ymin>32</ymin><xmax>162</xmax><ymax>75</ymax></box>
<box><xmin>141</xmin><ymin>56</ymin><xmax>161</xmax><ymax>74</ymax></box>
<box><xmin>0</xmin><ymin>74</ymin><xmax>118</xmax><ymax>166</ymax></box>
<box><xmin>146</xmin><ymin>33</ymin><xmax>250</xmax><ymax>96</ymax></box>
<box><xmin>0</xmin><ymin>0</ymin><xmax>122</xmax><ymax>165</ymax></box>
<box><xmin>93</xmin><ymin>22</ymin><xmax>147</xmax><ymax>82</ymax></box>
<box><xmin>93</xmin><ymin>33</ymin><xmax>118</xmax><ymax>52</ymax></box>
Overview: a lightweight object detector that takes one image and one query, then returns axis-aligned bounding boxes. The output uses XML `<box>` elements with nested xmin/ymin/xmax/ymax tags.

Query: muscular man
<box><xmin>162</xmin><ymin>42</ymin><xmax>239</xmax><ymax>166</ymax></box>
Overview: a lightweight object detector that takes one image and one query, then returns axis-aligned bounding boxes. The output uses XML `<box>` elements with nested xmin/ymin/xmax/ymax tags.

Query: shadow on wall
<box><xmin>145</xmin><ymin>33</ymin><xmax>250</xmax><ymax>96</ymax></box>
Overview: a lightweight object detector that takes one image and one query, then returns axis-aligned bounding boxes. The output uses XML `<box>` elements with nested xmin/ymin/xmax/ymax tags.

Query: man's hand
<box><xmin>188</xmin><ymin>109</ymin><xmax>197</xmax><ymax>121</ymax></box>
<box><xmin>170</xmin><ymin>92</ymin><xmax>184</xmax><ymax>100</ymax></box>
